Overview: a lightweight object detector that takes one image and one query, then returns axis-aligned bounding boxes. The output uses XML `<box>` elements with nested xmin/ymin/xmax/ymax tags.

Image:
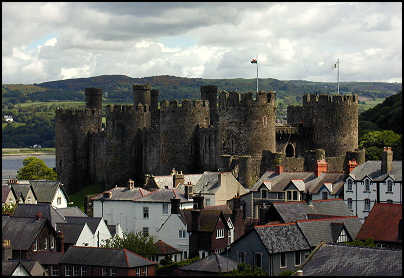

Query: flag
<box><xmin>251</xmin><ymin>58</ymin><xmax>257</xmax><ymax>64</ymax></box>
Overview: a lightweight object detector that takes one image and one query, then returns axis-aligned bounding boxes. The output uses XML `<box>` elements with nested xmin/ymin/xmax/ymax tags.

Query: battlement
<box><xmin>105</xmin><ymin>104</ymin><xmax>150</xmax><ymax>113</ymax></box>
<box><xmin>160</xmin><ymin>99</ymin><xmax>209</xmax><ymax>112</ymax></box>
<box><xmin>218</xmin><ymin>90</ymin><xmax>276</xmax><ymax>109</ymax></box>
<box><xmin>303</xmin><ymin>94</ymin><xmax>358</xmax><ymax>105</ymax></box>
<box><xmin>56</xmin><ymin>107</ymin><xmax>100</xmax><ymax>120</ymax></box>
<box><xmin>133</xmin><ymin>84</ymin><xmax>151</xmax><ymax>91</ymax></box>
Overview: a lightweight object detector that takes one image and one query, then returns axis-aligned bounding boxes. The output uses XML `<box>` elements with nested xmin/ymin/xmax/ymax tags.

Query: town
<box><xmin>2</xmin><ymin>84</ymin><xmax>402</xmax><ymax>276</ymax></box>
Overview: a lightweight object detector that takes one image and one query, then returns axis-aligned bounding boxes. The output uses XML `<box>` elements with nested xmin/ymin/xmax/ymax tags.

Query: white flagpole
<box><xmin>337</xmin><ymin>58</ymin><xmax>340</xmax><ymax>95</ymax></box>
<box><xmin>256</xmin><ymin>56</ymin><xmax>259</xmax><ymax>93</ymax></box>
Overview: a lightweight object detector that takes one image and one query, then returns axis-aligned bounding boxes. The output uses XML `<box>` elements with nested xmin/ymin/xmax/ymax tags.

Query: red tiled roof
<box><xmin>356</xmin><ymin>203</ymin><xmax>402</xmax><ymax>243</ymax></box>
<box><xmin>154</xmin><ymin>240</ymin><xmax>180</xmax><ymax>255</ymax></box>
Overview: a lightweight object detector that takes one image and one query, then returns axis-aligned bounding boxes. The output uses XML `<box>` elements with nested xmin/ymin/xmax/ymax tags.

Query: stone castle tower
<box><xmin>56</xmin><ymin>84</ymin><xmax>362</xmax><ymax>193</ymax></box>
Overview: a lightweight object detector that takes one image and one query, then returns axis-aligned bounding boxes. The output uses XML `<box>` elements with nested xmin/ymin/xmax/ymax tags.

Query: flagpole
<box><xmin>337</xmin><ymin>58</ymin><xmax>340</xmax><ymax>95</ymax></box>
<box><xmin>256</xmin><ymin>58</ymin><xmax>259</xmax><ymax>93</ymax></box>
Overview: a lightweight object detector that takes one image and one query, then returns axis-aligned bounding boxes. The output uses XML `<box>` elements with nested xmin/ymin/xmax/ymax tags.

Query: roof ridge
<box><xmin>255</xmin><ymin>222</ymin><xmax>296</xmax><ymax>228</ymax></box>
<box><xmin>124</xmin><ymin>248</ymin><xmax>155</xmax><ymax>264</ymax></box>
<box><xmin>312</xmin><ymin>198</ymin><xmax>343</xmax><ymax>202</ymax></box>
<box><xmin>297</xmin><ymin>216</ymin><xmax>358</xmax><ymax>223</ymax></box>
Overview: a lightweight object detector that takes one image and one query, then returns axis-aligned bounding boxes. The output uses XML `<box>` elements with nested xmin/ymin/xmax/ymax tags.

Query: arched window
<box><xmin>285</xmin><ymin>144</ymin><xmax>295</xmax><ymax>157</ymax></box>
<box><xmin>387</xmin><ymin>180</ymin><xmax>393</xmax><ymax>192</ymax></box>
<box><xmin>347</xmin><ymin>180</ymin><xmax>353</xmax><ymax>191</ymax></box>
<box><xmin>365</xmin><ymin>179</ymin><xmax>370</xmax><ymax>192</ymax></box>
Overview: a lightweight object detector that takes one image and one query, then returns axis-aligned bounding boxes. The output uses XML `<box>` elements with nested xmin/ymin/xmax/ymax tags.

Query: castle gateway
<box><xmin>56</xmin><ymin>85</ymin><xmax>363</xmax><ymax>193</ymax></box>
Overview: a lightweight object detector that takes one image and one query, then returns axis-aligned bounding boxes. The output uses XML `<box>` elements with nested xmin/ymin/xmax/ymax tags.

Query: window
<box><xmin>337</xmin><ymin>228</ymin><xmax>348</xmax><ymax>243</ymax></box>
<box><xmin>293</xmin><ymin>191</ymin><xmax>298</xmax><ymax>200</ymax></box>
<box><xmin>255</xmin><ymin>253</ymin><xmax>262</xmax><ymax>268</ymax></box>
<box><xmin>73</xmin><ymin>266</ymin><xmax>80</xmax><ymax>276</ymax></box>
<box><xmin>179</xmin><ymin>230</ymin><xmax>186</xmax><ymax>238</ymax></box>
<box><xmin>50</xmin><ymin>235</ymin><xmax>55</xmax><ymax>249</ymax></box>
<box><xmin>261</xmin><ymin>189</ymin><xmax>267</xmax><ymax>199</ymax></box>
<box><xmin>33</xmin><ymin>239</ymin><xmax>38</xmax><ymax>251</ymax></box>
<box><xmin>143</xmin><ymin>227</ymin><xmax>149</xmax><ymax>236</ymax></box>
<box><xmin>387</xmin><ymin>199</ymin><xmax>393</xmax><ymax>204</ymax></box>
<box><xmin>136</xmin><ymin>267</ymin><xmax>141</xmax><ymax>276</ymax></box>
<box><xmin>287</xmin><ymin>191</ymin><xmax>292</xmax><ymax>200</ymax></box>
<box><xmin>295</xmin><ymin>251</ymin><xmax>301</xmax><ymax>265</ymax></box>
<box><xmin>387</xmin><ymin>180</ymin><xmax>393</xmax><ymax>192</ymax></box>
<box><xmin>51</xmin><ymin>265</ymin><xmax>60</xmax><ymax>276</ymax></box>
<box><xmin>278</xmin><ymin>192</ymin><xmax>284</xmax><ymax>199</ymax></box>
<box><xmin>239</xmin><ymin>252</ymin><xmax>245</xmax><ymax>263</ymax></box>
<box><xmin>162</xmin><ymin>203</ymin><xmax>168</xmax><ymax>214</ymax></box>
<box><xmin>144</xmin><ymin>266</ymin><xmax>148</xmax><ymax>276</ymax></box>
<box><xmin>322</xmin><ymin>191</ymin><xmax>328</xmax><ymax>200</ymax></box>
<box><xmin>347</xmin><ymin>198</ymin><xmax>352</xmax><ymax>210</ymax></box>
<box><xmin>183</xmin><ymin>251</ymin><xmax>187</xmax><ymax>259</ymax></box>
<box><xmin>216</xmin><ymin>229</ymin><xmax>225</xmax><ymax>239</ymax></box>
<box><xmin>81</xmin><ymin>266</ymin><xmax>87</xmax><ymax>276</ymax></box>
<box><xmin>365</xmin><ymin>180</ymin><xmax>370</xmax><ymax>192</ymax></box>
<box><xmin>57</xmin><ymin>197</ymin><xmax>61</xmax><ymax>205</ymax></box>
<box><xmin>364</xmin><ymin>199</ymin><xmax>370</xmax><ymax>211</ymax></box>
<box><xmin>111</xmin><ymin>268</ymin><xmax>116</xmax><ymax>276</ymax></box>
<box><xmin>65</xmin><ymin>265</ymin><xmax>72</xmax><ymax>276</ymax></box>
<box><xmin>347</xmin><ymin>180</ymin><xmax>353</xmax><ymax>191</ymax></box>
<box><xmin>280</xmin><ymin>252</ymin><xmax>286</xmax><ymax>267</ymax></box>
<box><xmin>143</xmin><ymin>207</ymin><xmax>149</xmax><ymax>219</ymax></box>
<box><xmin>44</xmin><ymin>237</ymin><xmax>48</xmax><ymax>250</ymax></box>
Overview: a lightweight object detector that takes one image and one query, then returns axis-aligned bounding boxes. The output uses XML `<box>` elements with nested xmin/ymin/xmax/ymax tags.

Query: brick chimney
<box><xmin>173</xmin><ymin>171</ymin><xmax>185</xmax><ymax>188</ymax></box>
<box><xmin>275</xmin><ymin>165</ymin><xmax>284</xmax><ymax>175</ymax></box>
<box><xmin>191</xmin><ymin>210</ymin><xmax>201</xmax><ymax>231</ymax></box>
<box><xmin>348</xmin><ymin>160</ymin><xmax>358</xmax><ymax>173</ymax></box>
<box><xmin>315</xmin><ymin>160</ymin><xmax>328</xmax><ymax>177</ymax></box>
<box><xmin>381</xmin><ymin>147</ymin><xmax>393</xmax><ymax>174</ymax></box>
<box><xmin>36</xmin><ymin>212</ymin><xmax>43</xmax><ymax>220</ymax></box>
<box><xmin>56</xmin><ymin>230</ymin><xmax>64</xmax><ymax>254</ymax></box>
<box><xmin>193</xmin><ymin>195</ymin><xmax>204</xmax><ymax>210</ymax></box>
<box><xmin>170</xmin><ymin>198</ymin><xmax>180</xmax><ymax>214</ymax></box>
<box><xmin>184</xmin><ymin>182</ymin><xmax>193</xmax><ymax>199</ymax></box>
<box><xmin>232</xmin><ymin>195</ymin><xmax>241</xmax><ymax>222</ymax></box>
<box><xmin>2</xmin><ymin>240</ymin><xmax>12</xmax><ymax>261</ymax></box>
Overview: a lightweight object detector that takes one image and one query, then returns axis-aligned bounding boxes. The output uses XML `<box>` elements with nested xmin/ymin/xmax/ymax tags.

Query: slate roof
<box><xmin>301</xmin><ymin>243</ymin><xmax>402</xmax><ymax>276</ymax></box>
<box><xmin>65</xmin><ymin>216</ymin><xmax>103</xmax><ymax>234</ymax></box>
<box><xmin>2</xmin><ymin>185</ymin><xmax>15</xmax><ymax>202</ymax></box>
<box><xmin>270</xmin><ymin>199</ymin><xmax>352</xmax><ymax>223</ymax></box>
<box><xmin>11</xmin><ymin>183</ymin><xmax>35</xmax><ymax>201</ymax></box>
<box><xmin>296</xmin><ymin>216</ymin><xmax>362</xmax><ymax>247</ymax></box>
<box><xmin>254</xmin><ymin>223</ymin><xmax>311</xmax><ymax>254</ymax></box>
<box><xmin>182</xmin><ymin>209</ymin><xmax>230</xmax><ymax>232</ymax></box>
<box><xmin>179</xmin><ymin>254</ymin><xmax>238</xmax><ymax>273</ymax></box>
<box><xmin>251</xmin><ymin>171</ymin><xmax>315</xmax><ymax>192</ymax></box>
<box><xmin>91</xmin><ymin>187</ymin><xmax>150</xmax><ymax>201</ymax></box>
<box><xmin>2</xmin><ymin>216</ymin><xmax>47</xmax><ymax>250</ymax></box>
<box><xmin>349</xmin><ymin>160</ymin><xmax>402</xmax><ymax>181</ymax></box>
<box><xmin>135</xmin><ymin>188</ymin><xmax>192</xmax><ymax>203</ymax></box>
<box><xmin>60</xmin><ymin>246</ymin><xmax>156</xmax><ymax>268</ymax></box>
<box><xmin>304</xmin><ymin>173</ymin><xmax>346</xmax><ymax>194</ymax></box>
<box><xmin>29</xmin><ymin>180</ymin><xmax>67</xmax><ymax>203</ymax></box>
<box><xmin>57</xmin><ymin>223</ymin><xmax>87</xmax><ymax>244</ymax></box>
<box><xmin>2</xmin><ymin>261</ymin><xmax>30</xmax><ymax>276</ymax></box>
<box><xmin>13</xmin><ymin>203</ymin><xmax>66</xmax><ymax>229</ymax></box>
<box><xmin>191</xmin><ymin>172</ymin><xmax>221</xmax><ymax>193</ymax></box>
<box><xmin>153</xmin><ymin>173</ymin><xmax>203</xmax><ymax>189</ymax></box>
<box><xmin>107</xmin><ymin>225</ymin><xmax>117</xmax><ymax>237</ymax></box>
<box><xmin>154</xmin><ymin>240</ymin><xmax>181</xmax><ymax>255</ymax></box>
<box><xmin>30</xmin><ymin>251</ymin><xmax>64</xmax><ymax>265</ymax></box>
<box><xmin>356</xmin><ymin>203</ymin><xmax>402</xmax><ymax>243</ymax></box>
<box><xmin>56</xmin><ymin>206</ymin><xmax>88</xmax><ymax>217</ymax></box>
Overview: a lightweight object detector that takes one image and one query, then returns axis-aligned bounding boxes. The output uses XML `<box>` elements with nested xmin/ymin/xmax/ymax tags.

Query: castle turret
<box><xmin>201</xmin><ymin>85</ymin><xmax>218</xmax><ymax>125</ymax></box>
<box><xmin>85</xmin><ymin>88</ymin><xmax>103</xmax><ymax>111</ymax></box>
<box><xmin>133</xmin><ymin>84</ymin><xmax>151</xmax><ymax>107</ymax></box>
<box><xmin>303</xmin><ymin>94</ymin><xmax>358</xmax><ymax>157</ymax></box>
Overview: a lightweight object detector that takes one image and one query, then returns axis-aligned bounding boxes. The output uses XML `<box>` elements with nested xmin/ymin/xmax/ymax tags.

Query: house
<box><xmin>29</xmin><ymin>180</ymin><xmax>69</xmax><ymax>208</ymax></box>
<box><xmin>64</xmin><ymin>216</ymin><xmax>112</xmax><ymax>247</ymax></box>
<box><xmin>295</xmin><ymin>216</ymin><xmax>362</xmax><ymax>248</ymax></box>
<box><xmin>91</xmin><ymin>183</ymin><xmax>193</xmax><ymax>237</ymax></box>
<box><xmin>56</xmin><ymin>223</ymin><xmax>95</xmax><ymax>250</ymax></box>
<box><xmin>9</xmin><ymin>181</ymin><xmax>38</xmax><ymax>204</ymax></box>
<box><xmin>304</xmin><ymin>173</ymin><xmax>345</xmax><ymax>200</ymax></box>
<box><xmin>144</xmin><ymin>169</ymin><xmax>202</xmax><ymax>191</ymax></box>
<box><xmin>174</xmin><ymin>254</ymin><xmax>238</xmax><ymax>275</ymax></box>
<box><xmin>177</xmin><ymin>171</ymin><xmax>249</xmax><ymax>206</ymax></box>
<box><xmin>59</xmin><ymin>246</ymin><xmax>157</xmax><ymax>276</ymax></box>
<box><xmin>264</xmin><ymin>199</ymin><xmax>353</xmax><ymax>225</ymax></box>
<box><xmin>13</xmin><ymin>203</ymin><xmax>66</xmax><ymax>231</ymax></box>
<box><xmin>356</xmin><ymin>203</ymin><xmax>402</xmax><ymax>249</ymax></box>
<box><xmin>2</xmin><ymin>185</ymin><xmax>18</xmax><ymax>206</ymax></box>
<box><xmin>29</xmin><ymin>251</ymin><xmax>64</xmax><ymax>276</ymax></box>
<box><xmin>344</xmin><ymin>147</ymin><xmax>402</xmax><ymax>222</ymax></box>
<box><xmin>299</xmin><ymin>242</ymin><xmax>402</xmax><ymax>276</ymax></box>
<box><xmin>226</xmin><ymin>222</ymin><xmax>312</xmax><ymax>276</ymax></box>
<box><xmin>152</xmin><ymin>240</ymin><xmax>183</xmax><ymax>264</ymax></box>
<box><xmin>56</xmin><ymin>206</ymin><xmax>88</xmax><ymax>217</ymax></box>
<box><xmin>2</xmin><ymin>214</ymin><xmax>61</xmax><ymax>260</ymax></box>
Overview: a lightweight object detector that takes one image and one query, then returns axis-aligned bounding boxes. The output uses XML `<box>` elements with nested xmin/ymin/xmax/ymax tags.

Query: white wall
<box><xmin>380</xmin><ymin>178</ymin><xmax>402</xmax><ymax>203</ymax></box>
<box><xmin>51</xmin><ymin>187</ymin><xmax>68</xmax><ymax>208</ymax></box>
<box><xmin>75</xmin><ymin>224</ymin><xmax>95</xmax><ymax>247</ymax></box>
<box><xmin>94</xmin><ymin>218</ymin><xmax>112</xmax><ymax>247</ymax></box>
<box><xmin>12</xmin><ymin>264</ymin><xmax>30</xmax><ymax>276</ymax></box>
<box><xmin>157</xmin><ymin>214</ymin><xmax>189</xmax><ymax>260</ymax></box>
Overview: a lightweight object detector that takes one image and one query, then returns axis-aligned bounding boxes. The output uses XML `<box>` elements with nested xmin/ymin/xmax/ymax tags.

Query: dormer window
<box><xmin>347</xmin><ymin>179</ymin><xmax>353</xmax><ymax>191</ymax></box>
<box><xmin>364</xmin><ymin>179</ymin><xmax>370</xmax><ymax>192</ymax></box>
<box><xmin>261</xmin><ymin>189</ymin><xmax>267</xmax><ymax>199</ymax></box>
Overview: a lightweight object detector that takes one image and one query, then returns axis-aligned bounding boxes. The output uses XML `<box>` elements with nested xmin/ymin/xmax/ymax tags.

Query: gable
<box><xmin>284</xmin><ymin>182</ymin><xmax>299</xmax><ymax>191</ymax></box>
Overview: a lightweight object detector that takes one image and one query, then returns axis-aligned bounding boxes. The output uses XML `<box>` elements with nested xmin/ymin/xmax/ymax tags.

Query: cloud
<box><xmin>2</xmin><ymin>2</ymin><xmax>402</xmax><ymax>84</ymax></box>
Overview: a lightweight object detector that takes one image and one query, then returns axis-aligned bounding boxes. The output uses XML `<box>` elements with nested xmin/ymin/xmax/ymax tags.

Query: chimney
<box><xmin>170</xmin><ymin>198</ymin><xmax>180</xmax><ymax>214</ymax></box>
<box><xmin>275</xmin><ymin>165</ymin><xmax>283</xmax><ymax>175</ymax></box>
<box><xmin>56</xmin><ymin>230</ymin><xmax>64</xmax><ymax>254</ymax></box>
<box><xmin>36</xmin><ymin>212</ymin><xmax>43</xmax><ymax>220</ymax></box>
<box><xmin>348</xmin><ymin>160</ymin><xmax>358</xmax><ymax>173</ymax></box>
<box><xmin>193</xmin><ymin>195</ymin><xmax>204</xmax><ymax>210</ymax></box>
<box><xmin>184</xmin><ymin>182</ymin><xmax>193</xmax><ymax>199</ymax></box>
<box><xmin>173</xmin><ymin>171</ymin><xmax>185</xmax><ymax>188</ymax></box>
<box><xmin>191</xmin><ymin>210</ymin><xmax>201</xmax><ymax>231</ymax></box>
<box><xmin>128</xmin><ymin>179</ymin><xmax>135</xmax><ymax>190</ymax></box>
<box><xmin>232</xmin><ymin>196</ymin><xmax>241</xmax><ymax>221</ymax></box>
<box><xmin>381</xmin><ymin>147</ymin><xmax>393</xmax><ymax>174</ymax></box>
<box><xmin>315</xmin><ymin>160</ymin><xmax>328</xmax><ymax>177</ymax></box>
<box><xmin>2</xmin><ymin>240</ymin><xmax>12</xmax><ymax>261</ymax></box>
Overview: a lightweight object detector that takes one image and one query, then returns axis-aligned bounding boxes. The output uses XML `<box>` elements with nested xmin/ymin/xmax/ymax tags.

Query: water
<box><xmin>2</xmin><ymin>155</ymin><xmax>56</xmax><ymax>180</ymax></box>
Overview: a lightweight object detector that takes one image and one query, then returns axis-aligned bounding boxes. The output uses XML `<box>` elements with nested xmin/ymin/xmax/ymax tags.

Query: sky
<box><xmin>2</xmin><ymin>2</ymin><xmax>402</xmax><ymax>84</ymax></box>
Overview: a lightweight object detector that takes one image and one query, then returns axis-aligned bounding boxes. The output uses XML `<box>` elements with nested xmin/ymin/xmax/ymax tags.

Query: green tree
<box><xmin>2</xmin><ymin>203</ymin><xmax>17</xmax><ymax>215</ymax></box>
<box><xmin>359</xmin><ymin>130</ymin><xmax>401</xmax><ymax>160</ymax></box>
<box><xmin>345</xmin><ymin>238</ymin><xmax>376</xmax><ymax>248</ymax></box>
<box><xmin>16</xmin><ymin>157</ymin><xmax>57</xmax><ymax>180</ymax></box>
<box><xmin>101</xmin><ymin>232</ymin><xmax>158</xmax><ymax>257</ymax></box>
<box><xmin>225</xmin><ymin>263</ymin><xmax>267</xmax><ymax>276</ymax></box>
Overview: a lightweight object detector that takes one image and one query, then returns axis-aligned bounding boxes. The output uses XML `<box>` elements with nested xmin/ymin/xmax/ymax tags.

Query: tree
<box><xmin>359</xmin><ymin>130</ymin><xmax>401</xmax><ymax>160</ymax></box>
<box><xmin>100</xmin><ymin>232</ymin><xmax>158</xmax><ymax>257</ymax></box>
<box><xmin>225</xmin><ymin>263</ymin><xmax>267</xmax><ymax>276</ymax></box>
<box><xmin>2</xmin><ymin>203</ymin><xmax>17</xmax><ymax>215</ymax></box>
<box><xmin>16</xmin><ymin>157</ymin><xmax>57</xmax><ymax>180</ymax></box>
<box><xmin>345</xmin><ymin>238</ymin><xmax>376</xmax><ymax>248</ymax></box>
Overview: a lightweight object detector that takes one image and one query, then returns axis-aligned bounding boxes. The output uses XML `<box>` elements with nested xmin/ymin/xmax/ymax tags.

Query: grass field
<box><xmin>17</xmin><ymin>101</ymin><xmax>84</xmax><ymax>108</ymax></box>
<box><xmin>2</xmin><ymin>148</ymin><xmax>56</xmax><ymax>155</ymax></box>
<box><xmin>68</xmin><ymin>183</ymin><xmax>104</xmax><ymax>212</ymax></box>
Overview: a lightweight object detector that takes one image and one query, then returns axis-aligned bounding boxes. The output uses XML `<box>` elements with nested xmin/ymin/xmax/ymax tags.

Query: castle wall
<box><xmin>159</xmin><ymin>100</ymin><xmax>210</xmax><ymax>174</ymax></box>
<box><xmin>287</xmin><ymin>105</ymin><xmax>304</xmax><ymax>125</ymax></box>
<box><xmin>143</xmin><ymin>128</ymin><xmax>161</xmax><ymax>175</ymax></box>
<box><xmin>89</xmin><ymin>131</ymin><xmax>106</xmax><ymax>185</ymax></box>
<box><xmin>198</xmin><ymin>127</ymin><xmax>219</xmax><ymax>171</ymax></box>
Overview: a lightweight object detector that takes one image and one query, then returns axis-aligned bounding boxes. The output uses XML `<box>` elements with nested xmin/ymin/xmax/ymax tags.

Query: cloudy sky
<box><xmin>2</xmin><ymin>2</ymin><xmax>402</xmax><ymax>84</ymax></box>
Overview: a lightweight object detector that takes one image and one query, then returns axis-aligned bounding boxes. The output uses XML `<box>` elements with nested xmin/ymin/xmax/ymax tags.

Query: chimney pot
<box><xmin>315</xmin><ymin>160</ymin><xmax>328</xmax><ymax>177</ymax></box>
<box><xmin>275</xmin><ymin>165</ymin><xmax>284</xmax><ymax>175</ymax></box>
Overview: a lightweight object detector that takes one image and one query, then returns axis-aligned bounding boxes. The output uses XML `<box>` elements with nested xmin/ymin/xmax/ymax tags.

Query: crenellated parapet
<box><xmin>218</xmin><ymin>90</ymin><xmax>276</xmax><ymax>110</ymax></box>
<box><xmin>303</xmin><ymin>94</ymin><xmax>358</xmax><ymax>105</ymax></box>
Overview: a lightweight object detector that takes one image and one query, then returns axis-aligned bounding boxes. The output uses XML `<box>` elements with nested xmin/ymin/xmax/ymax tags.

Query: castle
<box><xmin>55</xmin><ymin>85</ymin><xmax>365</xmax><ymax>193</ymax></box>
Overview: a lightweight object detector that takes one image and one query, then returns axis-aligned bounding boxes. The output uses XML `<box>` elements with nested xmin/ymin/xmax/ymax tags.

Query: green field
<box><xmin>2</xmin><ymin>147</ymin><xmax>55</xmax><ymax>155</ymax></box>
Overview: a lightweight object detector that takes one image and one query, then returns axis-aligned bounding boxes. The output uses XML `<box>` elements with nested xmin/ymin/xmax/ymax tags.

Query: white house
<box><xmin>29</xmin><ymin>180</ymin><xmax>69</xmax><ymax>208</ymax></box>
<box><xmin>91</xmin><ymin>185</ymin><xmax>194</xmax><ymax>237</ymax></box>
<box><xmin>56</xmin><ymin>222</ymin><xmax>95</xmax><ymax>248</ymax></box>
<box><xmin>344</xmin><ymin>147</ymin><xmax>402</xmax><ymax>223</ymax></box>
<box><xmin>64</xmin><ymin>216</ymin><xmax>112</xmax><ymax>247</ymax></box>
